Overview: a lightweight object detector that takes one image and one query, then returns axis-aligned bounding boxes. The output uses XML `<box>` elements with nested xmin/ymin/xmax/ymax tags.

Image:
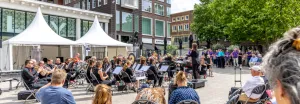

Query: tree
<box><xmin>166</xmin><ymin>45</ymin><xmax>177</xmax><ymax>54</ymax></box>
<box><xmin>191</xmin><ymin>0</ymin><xmax>225</xmax><ymax>49</ymax></box>
<box><xmin>192</xmin><ymin>0</ymin><xmax>300</xmax><ymax>46</ymax></box>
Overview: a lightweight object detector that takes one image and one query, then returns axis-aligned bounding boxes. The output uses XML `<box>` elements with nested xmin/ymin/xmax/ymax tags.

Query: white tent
<box><xmin>0</xmin><ymin>8</ymin><xmax>75</xmax><ymax>71</ymax></box>
<box><xmin>76</xmin><ymin>16</ymin><xmax>132</xmax><ymax>47</ymax></box>
<box><xmin>76</xmin><ymin>16</ymin><xmax>133</xmax><ymax>59</ymax></box>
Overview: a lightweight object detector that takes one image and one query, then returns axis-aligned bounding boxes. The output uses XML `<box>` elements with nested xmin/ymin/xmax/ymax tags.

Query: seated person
<box><xmin>22</xmin><ymin>60</ymin><xmax>40</xmax><ymax>90</ymax></box>
<box><xmin>147</xmin><ymin>58</ymin><xmax>162</xmax><ymax>87</ymax></box>
<box><xmin>55</xmin><ymin>58</ymin><xmax>64</xmax><ymax>68</ymax></box>
<box><xmin>238</xmin><ymin>65</ymin><xmax>265</xmax><ymax>102</ymax></box>
<box><xmin>122</xmin><ymin>61</ymin><xmax>138</xmax><ymax>91</ymax></box>
<box><xmin>135</xmin><ymin>87</ymin><xmax>166</xmax><ymax>104</ymax></box>
<box><xmin>92</xmin><ymin>84</ymin><xmax>112</xmax><ymax>104</ymax></box>
<box><xmin>46</xmin><ymin>59</ymin><xmax>54</xmax><ymax>70</ymax></box>
<box><xmin>113</xmin><ymin>59</ymin><xmax>123</xmax><ymax>82</ymax></box>
<box><xmin>169</xmin><ymin>71</ymin><xmax>200</xmax><ymax>104</ymax></box>
<box><xmin>249</xmin><ymin>54</ymin><xmax>258</xmax><ymax>67</ymax></box>
<box><xmin>92</xmin><ymin>61</ymin><xmax>113</xmax><ymax>86</ymax></box>
<box><xmin>36</xmin><ymin>69</ymin><xmax>76</xmax><ymax>104</ymax></box>
<box><xmin>86</xmin><ymin>59</ymin><xmax>96</xmax><ymax>83</ymax></box>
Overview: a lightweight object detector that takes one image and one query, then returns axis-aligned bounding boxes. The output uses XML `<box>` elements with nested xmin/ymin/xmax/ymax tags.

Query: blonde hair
<box><xmin>93</xmin><ymin>84</ymin><xmax>112</xmax><ymax>104</ymax></box>
<box><xmin>123</xmin><ymin>61</ymin><xmax>131</xmax><ymax>71</ymax></box>
<box><xmin>175</xmin><ymin>71</ymin><xmax>187</xmax><ymax>85</ymax></box>
<box><xmin>51</xmin><ymin>69</ymin><xmax>67</xmax><ymax>84</ymax></box>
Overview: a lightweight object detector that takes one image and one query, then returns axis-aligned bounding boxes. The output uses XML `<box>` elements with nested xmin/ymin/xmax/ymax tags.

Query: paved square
<box><xmin>0</xmin><ymin>67</ymin><xmax>251</xmax><ymax>104</ymax></box>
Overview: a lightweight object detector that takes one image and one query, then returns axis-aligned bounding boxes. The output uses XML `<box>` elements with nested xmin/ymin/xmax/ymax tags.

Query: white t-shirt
<box><xmin>242</xmin><ymin>76</ymin><xmax>265</xmax><ymax>99</ymax></box>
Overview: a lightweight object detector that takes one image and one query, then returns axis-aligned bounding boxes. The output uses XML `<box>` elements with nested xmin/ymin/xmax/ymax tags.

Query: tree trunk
<box><xmin>206</xmin><ymin>40</ymin><xmax>211</xmax><ymax>49</ymax></box>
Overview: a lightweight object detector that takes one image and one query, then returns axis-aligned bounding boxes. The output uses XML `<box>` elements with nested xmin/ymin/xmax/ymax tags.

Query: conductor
<box><xmin>190</xmin><ymin>43</ymin><xmax>200</xmax><ymax>79</ymax></box>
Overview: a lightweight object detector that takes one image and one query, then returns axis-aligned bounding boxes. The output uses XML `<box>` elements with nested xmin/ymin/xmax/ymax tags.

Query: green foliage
<box><xmin>227</xmin><ymin>45</ymin><xmax>239</xmax><ymax>52</ymax></box>
<box><xmin>192</xmin><ymin>0</ymin><xmax>300</xmax><ymax>45</ymax></box>
<box><xmin>166</xmin><ymin>45</ymin><xmax>177</xmax><ymax>54</ymax></box>
<box><xmin>212</xmin><ymin>43</ymin><xmax>224</xmax><ymax>50</ymax></box>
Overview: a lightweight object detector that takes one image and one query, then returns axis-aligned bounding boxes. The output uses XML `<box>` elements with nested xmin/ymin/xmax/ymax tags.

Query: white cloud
<box><xmin>171</xmin><ymin>0</ymin><xmax>200</xmax><ymax>13</ymax></box>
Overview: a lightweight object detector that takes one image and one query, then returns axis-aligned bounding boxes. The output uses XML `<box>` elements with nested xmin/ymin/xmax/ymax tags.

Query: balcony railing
<box><xmin>121</xmin><ymin>0</ymin><xmax>138</xmax><ymax>9</ymax></box>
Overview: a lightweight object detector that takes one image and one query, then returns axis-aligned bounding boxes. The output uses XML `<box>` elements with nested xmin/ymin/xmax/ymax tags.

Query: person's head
<box><xmin>104</xmin><ymin>57</ymin><xmax>108</xmax><ymax>62</ymax></box>
<box><xmin>47</xmin><ymin>59</ymin><xmax>53</xmax><ymax>64</ymax></box>
<box><xmin>123</xmin><ymin>61</ymin><xmax>131</xmax><ymax>71</ymax></box>
<box><xmin>93</xmin><ymin>84</ymin><xmax>112</xmax><ymax>104</ymax></box>
<box><xmin>96</xmin><ymin>61</ymin><xmax>103</xmax><ymax>69</ymax></box>
<box><xmin>257</xmin><ymin>54</ymin><xmax>262</xmax><ymax>58</ymax></box>
<box><xmin>30</xmin><ymin>59</ymin><xmax>37</xmax><ymax>65</ymax></box>
<box><xmin>51</xmin><ymin>69</ymin><xmax>67</xmax><ymax>85</ymax></box>
<box><xmin>140</xmin><ymin>57</ymin><xmax>146</xmax><ymax>65</ymax></box>
<box><xmin>252</xmin><ymin>54</ymin><xmax>256</xmax><ymax>57</ymax></box>
<box><xmin>55</xmin><ymin>58</ymin><xmax>61</xmax><ymax>64</ymax></box>
<box><xmin>149</xmin><ymin>58</ymin><xmax>156</xmax><ymax>65</ymax></box>
<box><xmin>39</xmin><ymin>61</ymin><xmax>45</xmax><ymax>66</ymax></box>
<box><xmin>113</xmin><ymin>56</ymin><xmax>117</xmax><ymax>61</ymax></box>
<box><xmin>249</xmin><ymin>66</ymin><xmax>261</xmax><ymax>77</ymax></box>
<box><xmin>175</xmin><ymin>71</ymin><xmax>187</xmax><ymax>86</ymax></box>
<box><xmin>116</xmin><ymin>58</ymin><xmax>122</xmax><ymax>65</ymax></box>
<box><xmin>192</xmin><ymin>43</ymin><xmax>197</xmax><ymax>50</ymax></box>
<box><xmin>89</xmin><ymin>59</ymin><xmax>96</xmax><ymax>67</ymax></box>
<box><xmin>92</xmin><ymin>56</ymin><xmax>97</xmax><ymax>60</ymax></box>
<box><xmin>261</xmin><ymin>27</ymin><xmax>300</xmax><ymax>104</ymax></box>
<box><xmin>25</xmin><ymin>60</ymin><xmax>33</xmax><ymax>68</ymax></box>
<box><xmin>76</xmin><ymin>53</ymin><xmax>80</xmax><ymax>57</ymax></box>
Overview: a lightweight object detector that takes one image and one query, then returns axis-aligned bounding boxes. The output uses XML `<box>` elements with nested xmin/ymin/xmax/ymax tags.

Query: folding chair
<box><xmin>226</xmin><ymin>94</ymin><xmax>240</xmax><ymax>104</ymax></box>
<box><xmin>81</xmin><ymin>70</ymin><xmax>93</xmax><ymax>94</ymax></box>
<box><xmin>121</xmin><ymin>71</ymin><xmax>135</xmax><ymax>92</ymax></box>
<box><xmin>228</xmin><ymin>88</ymin><xmax>242</xmax><ymax>100</ymax></box>
<box><xmin>21</xmin><ymin>77</ymin><xmax>39</xmax><ymax>104</ymax></box>
<box><xmin>132</xmin><ymin>100</ymin><xmax>156</xmax><ymax>104</ymax></box>
<box><xmin>245</xmin><ymin>84</ymin><xmax>266</xmax><ymax>104</ymax></box>
<box><xmin>176</xmin><ymin>100</ymin><xmax>199</xmax><ymax>104</ymax></box>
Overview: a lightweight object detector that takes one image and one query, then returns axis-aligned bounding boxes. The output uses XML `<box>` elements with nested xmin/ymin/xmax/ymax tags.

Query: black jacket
<box><xmin>21</xmin><ymin>67</ymin><xmax>38</xmax><ymax>85</ymax></box>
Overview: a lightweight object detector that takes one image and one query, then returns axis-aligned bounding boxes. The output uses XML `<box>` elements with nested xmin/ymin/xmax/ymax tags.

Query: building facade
<box><xmin>0</xmin><ymin>0</ymin><xmax>112</xmax><ymax>42</ymax></box>
<box><xmin>141</xmin><ymin>0</ymin><xmax>171</xmax><ymax>50</ymax></box>
<box><xmin>170</xmin><ymin>10</ymin><xmax>193</xmax><ymax>49</ymax></box>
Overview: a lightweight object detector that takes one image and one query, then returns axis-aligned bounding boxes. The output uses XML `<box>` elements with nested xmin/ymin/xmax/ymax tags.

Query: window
<box><xmin>167</xmin><ymin>7</ymin><xmax>171</xmax><ymax>17</ymax></box>
<box><xmin>158</xmin><ymin>0</ymin><xmax>164</xmax><ymax>2</ymax></box>
<box><xmin>172</xmin><ymin>25</ymin><xmax>177</xmax><ymax>32</ymax></box>
<box><xmin>184</xmin><ymin>36</ymin><xmax>188</xmax><ymax>43</ymax></box>
<box><xmin>184</xmin><ymin>24</ymin><xmax>189</xmax><ymax>31</ymax></box>
<box><xmin>181</xmin><ymin>16</ymin><xmax>184</xmax><ymax>21</ymax></box>
<box><xmin>155</xmin><ymin>20</ymin><xmax>164</xmax><ymax>37</ymax></box>
<box><xmin>154</xmin><ymin>3</ymin><xmax>164</xmax><ymax>16</ymax></box>
<box><xmin>92</xmin><ymin>0</ymin><xmax>96</xmax><ymax>8</ymax></box>
<box><xmin>142</xmin><ymin>0</ymin><xmax>152</xmax><ymax>13</ymax></box>
<box><xmin>167</xmin><ymin>23</ymin><xmax>170</xmax><ymax>37</ymax></box>
<box><xmin>122</xmin><ymin>12</ymin><xmax>133</xmax><ymax>32</ymax></box>
<box><xmin>116</xmin><ymin>0</ymin><xmax>120</xmax><ymax>4</ymax></box>
<box><xmin>64</xmin><ymin>0</ymin><xmax>71</xmax><ymax>5</ymax></box>
<box><xmin>67</xmin><ymin>18</ymin><xmax>76</xmax><ymax>40</ymax></box>
<box><xmin>50</xmin><ymin>15</ymin><xmax>59</xmax><ymax>33</ymax></box>
<box><xmin>177</xmin><ymin>17</ymin><xmax>180</xmax><ymax>21</ymax></box>
<box><xmin>58</xmin><ymin>17</ymin><xmax>67</xmax><ymax>37</ymax></box>
<box><xmin>26</xmin><ymin>12</ymin><xmax>35</xmax><ymax>27</ymax></box>
<box><xmin>116</xmin><ymin>11</ymin><xmax>120</xmax><ymax>31</ymax></box>
<box><xmin>142</xmin><ymin>17</ymin><xmax>152</xmax><ymax>35</ymax></box>
<box><xmin>134</xmin><ymin>15</ymin><xmax>139</xmax><ymax>32</ymax></box>
<box><xmin>81</xmin><ymin>20</ymin><xmax>89</xmax><ymax>36</ymax></box>
<box><xmin>87</xmin><ymin>0</ymin><xmax>90</xmax><ymax>10</ymax></box>
<box><xmin>98</xmin><ymin>0</ymin><xmax>102</xmax><ymax>7</ymax></box>
<box><xmin>178</xmin><ymin>25</ymin><xmax>183</xmax><ymax>31</ymax></box>
<box><xmin>104</xmin><ymin>0</ymin><xmax>107</xmax><ymax>5</ymax></box>
<box><xmin>172</xmin><ymin>18</ymin><xmax>176</xmax><ymax>22</ymax></box>
<box><xmin>186</xmin><ymin>15</ymin><xmax>189</xmax><ymax>20</ymax></box>
<box><xmin>2</xmin><ymin>9</ymin><xmax>14</xmax><ymax>33</ymax></box>
<box><xmin>167</xmin><ymin>0</ymin><xmax>171</xmax><ymax>4</ymax></box>
<box><xmin>15</xmin><ymin>11</ymin><xmax>26</xmax><ymax>33</ymax></box>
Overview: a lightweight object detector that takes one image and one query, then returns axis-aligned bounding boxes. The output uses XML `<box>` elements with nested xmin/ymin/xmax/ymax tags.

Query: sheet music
<box><xmin>140</xmin><ymin>66</ymin><xmax>150</xmax><ymax>71</ymax></box>
<box><xmin>132</xmin><ymin>63</ymin><xmax>137</xmax><ymax>69</ymax></box>
<box><xmin>159</xmin><ymin>65</ymin><xmax>169</xmax><ymax>71</ymax></box>
<box><xmin>112</xmin><ymin>67</ymin><xmax>122</xmax><ymax>74</ymax></box>
<box><xmin>135</xmin><ymin>64</ymin><xmax>141</xmax><ymax>71</ymax></box>
<box><xmin>105</xmin><ymin>65</ymin><xmax>111</xmax><ymax>73</ymax></box>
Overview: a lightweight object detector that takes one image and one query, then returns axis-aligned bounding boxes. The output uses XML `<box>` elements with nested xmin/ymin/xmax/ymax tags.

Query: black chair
<box><xmin>245</xmin><ymin>84</ymin><xmax>266</xmax><ymax>104</ymax></box>
<box><xmin>132</xmin><ymin>100</ymin><xmax>156</xmax><ymax>104</ymax></box>
<box><xmin>176</xmin><ymin>100</ymin><xmax>199</xmax><ymax>104</ymax></box>
<box><xmin>227</xmin><ymin>94</ymin><xmax>240</xmax><ymax>104</ymax></box>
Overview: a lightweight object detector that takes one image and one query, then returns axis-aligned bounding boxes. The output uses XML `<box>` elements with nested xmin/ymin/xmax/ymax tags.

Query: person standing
<box><xmin>231</xmin><ymin>48</ymin><xmax>239</xmax><ymax>67</ymax></box>
<box><xmin>246</xmin><ymin>50</ymin><xmax>252</xmax><ymax>67</ymax></box>
<box><xmin>218</xmin><ymin>49</ymin><xmax>225</xmax><ymax>68</ymax></box>
<box><xmin>190</xmin><ymin>43</ymin><xmax>200</xmax><ymax>79</ymax></box>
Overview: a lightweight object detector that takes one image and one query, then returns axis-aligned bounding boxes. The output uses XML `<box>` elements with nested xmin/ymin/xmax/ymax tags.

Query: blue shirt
<box><xmin>36</xmin><ymin>86</ymin><xmax>76</xmax><ymax>104</ymax></box>
<box><xmin>169</xmin><ymin>86</ymin><xmax>200</xmax><ymax>104</ymax></box>
<box><xmin>249</xmin><ymin>57</ymin><xmax>258</xmax><ymax>62</ymax></box>
<box><xmin>218</xmin><ymin>51</ymin><xmax>225</xmax><ymax>57</ymax></box>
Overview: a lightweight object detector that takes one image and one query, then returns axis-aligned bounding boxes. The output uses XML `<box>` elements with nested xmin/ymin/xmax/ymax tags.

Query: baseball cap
<box><xmin>249</xmin><ymin>65</ymin><xmax>261</xmax><ymax>71</ymax></box>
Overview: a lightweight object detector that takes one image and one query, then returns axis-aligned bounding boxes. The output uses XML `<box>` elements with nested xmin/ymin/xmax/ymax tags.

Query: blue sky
<box><xmin>171</xmin><ymin>0</ymin><xmax>200</xmax><ymax>13</ymax></box>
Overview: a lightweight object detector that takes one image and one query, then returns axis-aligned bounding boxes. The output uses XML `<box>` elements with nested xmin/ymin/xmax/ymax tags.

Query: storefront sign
<box><xmin>142</xmin><ymin>38</ymin><xmax>171</xmax><ymax>45</ymax></box>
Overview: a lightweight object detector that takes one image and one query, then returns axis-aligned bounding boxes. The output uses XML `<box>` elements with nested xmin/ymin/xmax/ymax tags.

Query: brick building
<box><xmin>170</xmin><ymin>10</ymin><xmax>194</xmax><ymax>49</ymax></box>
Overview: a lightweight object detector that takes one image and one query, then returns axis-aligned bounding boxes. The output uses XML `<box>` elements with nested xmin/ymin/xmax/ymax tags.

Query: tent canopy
<box><xmin>3</xmin><ymin>8</ymin><xmax>75</xmax><ymax>45</ymax></box>
<box><xmin>76</xmin><ymin>16</ymin><xmax>132</xmax><ymax>47</ymax></box>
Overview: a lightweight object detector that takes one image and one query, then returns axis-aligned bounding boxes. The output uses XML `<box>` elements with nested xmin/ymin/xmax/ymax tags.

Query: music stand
<box><xmin>105</xmin><ymin>65</ymin><xmax>111</xmax><ymax>73</ymax></box>
<box><xmin>132</xmin><ymin>62</ymin><xmax>137</xmax><ymax>69</ymax></box>
<box><xmin>140</xmin><ymin>66</ymin><xmax>150</xmax><ymax>71</ymax></box>
<box><xmin>156</xmin><ymin>64</ymin><xmax>160</xmax><ymax>68</ymax></box>
<box><xmin>135</xmin><ymin>64</ymin><xmax>141</xmax><ymax>71</ymax></box>
<box><xmin>112</xmin><ymin>67</ymin><xmax>122</xmax><ymax>74</ymax></box>
<box><xmin>159</xmin><ymin>65</ymin><xmax>169</xmax><ymax>72</ymax></box>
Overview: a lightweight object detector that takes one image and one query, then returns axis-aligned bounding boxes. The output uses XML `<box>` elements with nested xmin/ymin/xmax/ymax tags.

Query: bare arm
<box><xmin>98</xmin><ymin>69</ymin><xmax>108</xmax><ymax>81</ymax></box>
